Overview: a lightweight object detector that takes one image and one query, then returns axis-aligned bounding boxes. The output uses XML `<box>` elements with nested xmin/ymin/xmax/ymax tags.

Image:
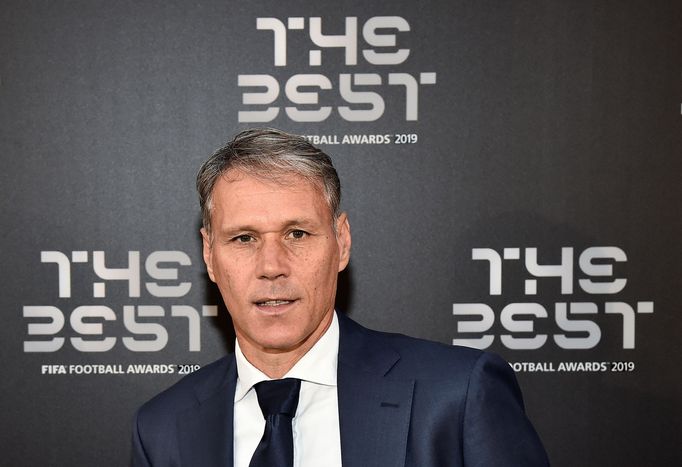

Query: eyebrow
<box><xmin>218</xmin><ymin>218</ymin><xmax>320</xmax><ymax>235</ymax></box>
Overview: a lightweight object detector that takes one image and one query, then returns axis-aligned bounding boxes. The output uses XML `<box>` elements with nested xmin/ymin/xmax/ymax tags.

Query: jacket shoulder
<box><xmin>338</xmin><ymin>312</ymin><xmax>502</xmax><ymax>381</ymax></box>
<box><xmin>136</xmin><ymin>355</ymin><xmax>234</xmax><ymax>425</ymax></box>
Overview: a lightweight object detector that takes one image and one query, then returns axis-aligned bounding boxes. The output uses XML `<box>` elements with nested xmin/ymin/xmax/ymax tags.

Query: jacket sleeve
<box><xmin>131</xmin><ymin>408</ymin><xmax>153</xmax><ymax>467</ymax></box>
<box><xmin>462</xmin><ymin>352</ymin><xmax>550</xmax><ymax>466</ymax></box>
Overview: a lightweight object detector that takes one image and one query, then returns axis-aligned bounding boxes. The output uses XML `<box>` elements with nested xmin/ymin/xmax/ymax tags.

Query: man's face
<box><xmin>201</xmin><ymin>170</ymin><xmax>351</xmax><ymax>359</ymax></box>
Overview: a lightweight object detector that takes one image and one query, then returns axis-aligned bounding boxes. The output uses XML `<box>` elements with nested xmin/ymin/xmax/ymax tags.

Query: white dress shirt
<box><xmin>233</xmin><ymin>312</ymin><xmax>343</xmax><ymax>467</ymax></box>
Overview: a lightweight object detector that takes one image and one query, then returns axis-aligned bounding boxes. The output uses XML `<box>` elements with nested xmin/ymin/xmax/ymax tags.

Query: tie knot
<box><xmin>254</xmin><ymin>378</ymin><xmax>301</xmax><ymax>418</ymax></box>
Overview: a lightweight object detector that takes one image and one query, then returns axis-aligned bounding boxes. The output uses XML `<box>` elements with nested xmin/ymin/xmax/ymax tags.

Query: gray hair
<box><xmin>197</xmin><ymin>128</ymin><xmax>341</xmax><ymax>234</ymax></box>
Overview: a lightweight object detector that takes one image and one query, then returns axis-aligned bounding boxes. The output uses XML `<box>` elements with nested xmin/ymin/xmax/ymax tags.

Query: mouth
<box><xmin>255</xmin><ymin>299</ymin><xmax>294</xmax><ymax>307</ymax></box>
<box><xmin>253</xmin><ymin>297</ymin><xmax>299</xmax><ymax>313</ymax></box>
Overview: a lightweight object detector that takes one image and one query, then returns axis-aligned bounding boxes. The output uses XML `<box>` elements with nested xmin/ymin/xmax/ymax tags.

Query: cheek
<box><xmin>307</xmin><ymin>255</ymin><xmax>338</xmax><ymax>293</ymax></box>
<box><xmin>213</xmin><ymin>257</ymin><xmax>249</xmax><ymax>298</ymax></box>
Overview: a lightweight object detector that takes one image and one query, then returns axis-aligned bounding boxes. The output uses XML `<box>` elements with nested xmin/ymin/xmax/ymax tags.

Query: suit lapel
<box><xmin>177</xmin><ymin>356</ymin><xmax>237</xmax><ymax>467</ymax></box>
<box><xmin>337</xmin><ymin>314</ymin><xmax>414</xmax><ymax>467</ymax></box>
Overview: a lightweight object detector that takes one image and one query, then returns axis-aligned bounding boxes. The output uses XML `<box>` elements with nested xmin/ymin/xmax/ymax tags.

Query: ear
<box><xmin>200</xmin><ymin>227</ymin><xmax>216</xmax><ymax>282</ymax></box>
<box><xmin>335</xmin><ymin>212</ymin><xmax>351</xmax><ymax>272</ymax></box>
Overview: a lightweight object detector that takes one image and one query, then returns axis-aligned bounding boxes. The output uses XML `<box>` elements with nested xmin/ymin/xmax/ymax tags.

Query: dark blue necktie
<box><xmin>249</xmin><ymin>378</ymin><xmax>301</xmax><ymax>467</ymax></box>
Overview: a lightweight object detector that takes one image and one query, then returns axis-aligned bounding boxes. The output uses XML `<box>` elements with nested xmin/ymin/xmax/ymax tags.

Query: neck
<box><xmin>244</xmin><ymin>352</ymin><xmax>302</xmax><ymax>379</ymax></box>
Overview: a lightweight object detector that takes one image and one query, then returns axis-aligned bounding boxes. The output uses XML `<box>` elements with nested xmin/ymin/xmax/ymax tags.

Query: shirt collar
<box><xmin>234</xmin><ymin>311</ymin><xmax>339</xmax><ymax>402</ymax></box>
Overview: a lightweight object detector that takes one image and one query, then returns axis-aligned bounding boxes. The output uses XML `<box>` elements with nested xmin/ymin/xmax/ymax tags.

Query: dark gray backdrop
<box><xmin>2</xmin><ymin>1</ymin><xmax>681</xmax><ymax>465</ymax></box>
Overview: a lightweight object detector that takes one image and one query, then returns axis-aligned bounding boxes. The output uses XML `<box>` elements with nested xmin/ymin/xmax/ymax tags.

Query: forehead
<box><xmin>210</xmin><ymin>170</ymin><xmax>330</xmax><ymax>227</ymax></box>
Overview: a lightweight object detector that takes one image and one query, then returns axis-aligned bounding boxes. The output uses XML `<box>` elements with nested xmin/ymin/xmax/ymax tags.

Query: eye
<box><xmin>288</xmin><ymin>230</ymin><xmax>308</xmax><ymax>240</ymax></box>
<box><xmin>233</xmin><ymin>234</ymin><xmax>254</xmax><ymax>243</ymax></box>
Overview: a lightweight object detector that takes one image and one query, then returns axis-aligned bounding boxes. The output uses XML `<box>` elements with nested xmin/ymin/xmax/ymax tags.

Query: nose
<box><xmin>256</xmin><ymin>237</ymin><xmax>291</xmax><ymax>280</ymax></box>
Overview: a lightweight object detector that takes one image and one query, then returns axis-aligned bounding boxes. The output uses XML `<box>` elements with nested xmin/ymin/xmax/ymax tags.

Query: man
<box><xmin>132</xmin><ymin>128</ymin><xmax>549</xmax><ymax>466</ymax></box>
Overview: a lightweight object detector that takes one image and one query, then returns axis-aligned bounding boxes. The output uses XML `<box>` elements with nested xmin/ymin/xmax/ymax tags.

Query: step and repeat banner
<box><xmin>2</xmin><ymin>1</ymin><xmax>681</xmax><ymax>465</ymax></box>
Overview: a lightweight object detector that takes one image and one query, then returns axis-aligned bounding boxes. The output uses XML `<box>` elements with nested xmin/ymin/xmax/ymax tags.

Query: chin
<box><xmin>255</xmin><ymin>330</ymin><xmax>307</xmax><ymax>353</ymax></box>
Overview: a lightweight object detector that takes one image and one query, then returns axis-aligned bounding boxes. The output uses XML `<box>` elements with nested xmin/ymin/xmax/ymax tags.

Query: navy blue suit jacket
<box><xmin>132</xmin><ymin>313</ymin><xmax>549</xmax><ymax>466</ymax></box>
